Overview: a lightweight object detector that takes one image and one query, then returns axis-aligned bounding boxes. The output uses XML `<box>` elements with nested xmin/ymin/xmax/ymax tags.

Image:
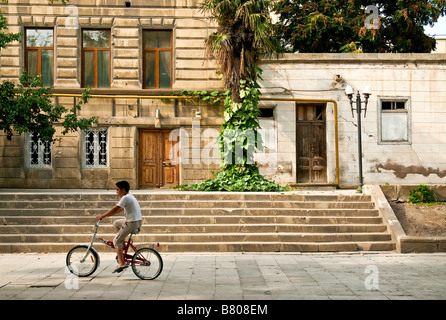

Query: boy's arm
<box><xmin>96</xmin><ymin>205</ymin><xmax>124</xmax><ymax>221</ymax></box>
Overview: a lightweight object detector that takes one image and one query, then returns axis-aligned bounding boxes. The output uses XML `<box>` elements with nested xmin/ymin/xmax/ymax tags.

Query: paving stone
<box><xmin>0</xmin><ymin>252</ymin><xmax>445</xmax><ymax>303</ymax></box>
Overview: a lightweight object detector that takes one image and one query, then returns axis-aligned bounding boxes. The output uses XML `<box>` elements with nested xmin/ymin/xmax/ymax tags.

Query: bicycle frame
<box><xmin>81</xmin><ymin>220</ymin><xmax>159</xmax><ymax>264</ymax></box>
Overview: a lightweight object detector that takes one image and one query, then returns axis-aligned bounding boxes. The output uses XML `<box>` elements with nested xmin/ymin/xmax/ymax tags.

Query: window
<box><xmin>83</xmin><ymin>128</ymin><xmax>108</xmax><ymax>167</ymax></box>
<box><xmin>259</xmin><ymin>107</ymin><xmax>274</xmax><ymax>119</ymax></box>
<box><xmin>143</xmin><ymin>30</ymin><xmax>172</xmax><ymax>88</ymax></box>
<box><xmin>378</xmin><ymin>97</ymin><xmax>411</xmax><ymax>144</ymax></box>
<box><xmin>29</xmin><ymin>132</ymin><xmax>52</xmax><ymax>167</ymax></box>
<box><xmin>82</xmin><ymin>30</ymin><xmax>111</xmax><ymax>88</ymax></box>
<box><xmin>25</xmin><ymin>28</ymin><xmax>54</xmax><ymax>86</ymax></box>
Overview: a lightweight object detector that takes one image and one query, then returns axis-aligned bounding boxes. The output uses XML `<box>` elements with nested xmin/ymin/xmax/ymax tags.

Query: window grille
<box><xmin>83</xmin><ymin>128</ymin><xmax>108</xmax><ymax>167</ymax></box>
<box><xmin>29</xmin><ymin>132</ymin><xmax>52</xmax><ymax>167</ymax></box>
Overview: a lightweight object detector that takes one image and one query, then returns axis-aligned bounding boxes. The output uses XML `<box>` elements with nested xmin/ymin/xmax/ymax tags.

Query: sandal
<box><xmin>112</xmin><ymin>265</ymin><xmax>129</xmax><ymax>273</ymax></box>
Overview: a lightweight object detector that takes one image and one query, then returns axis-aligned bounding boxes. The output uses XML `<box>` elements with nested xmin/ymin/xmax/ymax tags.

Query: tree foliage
<box><xmin>0</xmin><ymin>71</ymin><xmax>96</xmax><ymax>142</ymax></box>
<box><xmin>0</xmin><ymin>0</ymin><xmax>96</xmax><ymax>142</ymax></box>
<box><xmin>274</xmin><ymin>0</ymin><xmax>446</xmax><ymax>53</ymax></box>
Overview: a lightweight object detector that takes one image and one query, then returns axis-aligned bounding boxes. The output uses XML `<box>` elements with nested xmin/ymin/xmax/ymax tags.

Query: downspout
<box><xmin>51</xmin><ymin>93</ymin><xmax>347</xmax><ymax>189</ymax></box>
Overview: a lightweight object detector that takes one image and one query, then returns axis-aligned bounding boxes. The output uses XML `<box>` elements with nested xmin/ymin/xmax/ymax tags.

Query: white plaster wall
<box><xmin>260</xmin><ymin>53</ymin><xmax>446</xmax><ymax>187</ymax></box>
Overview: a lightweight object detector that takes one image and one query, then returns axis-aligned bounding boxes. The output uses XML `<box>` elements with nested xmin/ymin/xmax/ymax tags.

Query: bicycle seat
<box><xmin>131</xmin><ymin>228</ymin><xmax>140</xmax><ymax>235</ymax></box>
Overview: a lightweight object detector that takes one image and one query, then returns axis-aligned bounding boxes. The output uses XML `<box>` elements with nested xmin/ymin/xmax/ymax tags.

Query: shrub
<box><xmin>173</xmin><ymin>165</ymin><xmax>291</xmax><ymax>192</ymax></box>
<box><xmin>409</xmin><ymin>185</ymin><xmax>435</xmax><ymax>204</ymax></box>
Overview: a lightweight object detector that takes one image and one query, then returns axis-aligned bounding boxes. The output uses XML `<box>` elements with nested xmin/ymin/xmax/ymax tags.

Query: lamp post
<box><xmin>345</xmin><ymin>85</ymin><xmax>371</xmax><ymax>192</ymax></box>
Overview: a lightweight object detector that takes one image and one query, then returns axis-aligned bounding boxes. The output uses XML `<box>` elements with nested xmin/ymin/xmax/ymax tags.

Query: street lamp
<box><xmin>345</xmin><ymin>85</ymin><xmax>371</xmax><ymax>192</ymax></box>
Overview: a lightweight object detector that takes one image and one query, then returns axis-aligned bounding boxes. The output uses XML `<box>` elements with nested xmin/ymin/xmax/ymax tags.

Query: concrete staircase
<box><xmin>0</xmin><ymin>190</ymin><xmax>396</xmax><ymax>253</ymax></box>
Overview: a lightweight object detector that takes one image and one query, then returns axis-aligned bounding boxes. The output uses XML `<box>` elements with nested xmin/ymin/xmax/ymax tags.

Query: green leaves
<box><xmin>176</xmin><ymin>1</ymin><xmax>286</xmax><ymax>191</ymax></box>
<box><xmin>274</xmin><ymin>0</ymin><xmax>445</xmax><ymax>53</ymax></box>
<box><xmin>0</xmin><ymin>69</ymin><xmax>96</xmax><ymax>142</ymax></box>
<box><xmin>172</xmin><ymin>89</ymin><xmax>228</xmax><ymax>104</ymax></box>
<box><xmin>409</xmin><ymin>185</ymin><xmax>436</xmax><ymax>204</ymax></box>
<box><xmin>0</xmin><ymin>8</ymin><xmax>21</xmax><ymax>49</ymax></box>
<box><xmin>1</xmin><ymin>4</ymin><xmax>95</xmax><ymax>143</ymax></box>
<box><xmin>174</xmin><ymin>66</ymin><xmax>288</xmax><ymax>192</ymax></box>
<box><xmin>174</xmin><ymin>164</ymin><xmax>291</xmax><ymax>192</ymax></box>
<box><xmin>200</xmin><ymin>0</ymin><xmax>282</xmax><ymax>100</ymax></box>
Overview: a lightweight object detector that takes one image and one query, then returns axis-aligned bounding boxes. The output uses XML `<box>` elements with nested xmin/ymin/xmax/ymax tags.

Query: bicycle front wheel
<box><xmin>66</xmin><ymin>245</ymin><xmax>99</xmax><ymax>277</ymax></box>
<box><xmin>131</xmin><ymin>248</ymin><xmax>163</xmax><ymax>280</ymax></box>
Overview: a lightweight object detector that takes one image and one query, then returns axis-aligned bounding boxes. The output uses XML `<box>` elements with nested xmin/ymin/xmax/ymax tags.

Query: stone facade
<box><xmin>1</xmin><ymin>1</ymin><xmax>446</xmax><ymax>189</ymax></box>
<box><xmin>0</xmin><ymin>0</ymin><xmax>224</xmax><ymax>189</ymax></box>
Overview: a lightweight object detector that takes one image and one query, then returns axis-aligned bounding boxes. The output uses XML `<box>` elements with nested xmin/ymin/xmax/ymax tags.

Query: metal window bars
<box><xmin>84</xmin><ymin>128</ymin><xmax>108</xmax><ymax>167</ymax></box>
<box><xmin>29</xmin><ymin>132</ymin><xmax>52</xmax><ymax>167</ymax></box>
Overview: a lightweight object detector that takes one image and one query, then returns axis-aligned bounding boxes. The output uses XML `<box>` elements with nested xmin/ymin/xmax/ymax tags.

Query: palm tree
<box><xmin>173</xmin><ymin>0</ymin><xmax>288</xmax><ymax>191</ymax></box>
<box><xmin>200</xmin><ymin>0</ymin><xmax>281</xmax><ymax>101</ymax></box>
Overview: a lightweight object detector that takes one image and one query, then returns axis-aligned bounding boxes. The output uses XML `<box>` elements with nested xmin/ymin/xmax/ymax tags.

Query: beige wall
<box><xmin>0</xmin><ymin>0</ymin><xmax>219</xmax><ymax>90</ymax></box>
<box><xmin>0</xmin><ymin>0</ymin><xmax>224</xmax><ymax>189</ymax></box>
<box><xmin>433</xmin><ymin>38</ymin><xmax>446</xmax><ymax>53</ymax></box>
<box><xmin>1</xmin><ymin>1</ymin><xmax>446</xmax><ymax>188</ymax></box>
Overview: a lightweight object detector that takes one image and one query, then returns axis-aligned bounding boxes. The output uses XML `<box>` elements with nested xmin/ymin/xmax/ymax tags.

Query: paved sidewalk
<box><xmin>1</xmin><ymin>252</ymin><xmax>445</xmax><ymax>301</ymax></box>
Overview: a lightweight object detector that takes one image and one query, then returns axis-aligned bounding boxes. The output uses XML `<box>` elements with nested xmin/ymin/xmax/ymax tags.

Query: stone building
<box><xmin>0</xmin><ymin>0</ymin><xmax>223</xmax><ymax>189</ymax></box>
<box><xmin>1</xmin><ymin>0</ymin><xmax>446</xmax><ymax>189</ymax></box>
<box><xmin>259</xmin><ymin>53</ymin><xmax>446</xmax><ymax>188</ymax></box>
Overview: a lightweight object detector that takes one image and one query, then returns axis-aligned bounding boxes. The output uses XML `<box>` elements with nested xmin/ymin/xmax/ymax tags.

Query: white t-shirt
<box><xmin>117</xmin><ymin>194</ymin><xmax>142</xmax><ymax>222</ymax></box>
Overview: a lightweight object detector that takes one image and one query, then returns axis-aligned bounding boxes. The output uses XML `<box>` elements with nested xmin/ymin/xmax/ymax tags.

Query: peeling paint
<box><xmin>376</xmin><ymin>161</ymin><xmax>446</xmax><ymax>179</ymax></box>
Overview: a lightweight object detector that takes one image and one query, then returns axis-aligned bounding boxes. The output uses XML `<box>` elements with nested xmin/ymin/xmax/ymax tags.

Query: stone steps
<box><xmin>0</xmin><ymin>223</ymin><xmax>389</xmax><ymax>234</ymax></box>
<box><xmin>0</xmin><ymin>208</ymin><xmax>380</xmax><ymax>217</ymax></box>
<box><xmin>0</xmin><ymin>232</ymin><xmax>392</xmax><ymax>243</ymax></box>
<box><xmin>0</xmin><ymin>193</ymin><xmax>374</xmax><ymax>201</ymax></box>
<box><xmin>0</xmin><ymin>200</ymin><xmax>375</xmax><ymax>209</ymax></box>
<box><xmin>0</xmin><ymin>215</ymin><xmax>384</xmax><ymax>225</ymax></box>
<box><xmin>0</xmin><ymin>241</ymin><xmax>396</xmax><ymax>253</ymax></box>
<box><xmin>0</xmin><ymin>190</ymin><xmax>396</xmax><ymax>253</ymax></box>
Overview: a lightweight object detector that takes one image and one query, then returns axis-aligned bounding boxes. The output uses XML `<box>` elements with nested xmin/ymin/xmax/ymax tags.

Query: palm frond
<box><xmin>201</xmin><ymin>0</ymin><xmax>282</xmax><ymax>98</ymax></box>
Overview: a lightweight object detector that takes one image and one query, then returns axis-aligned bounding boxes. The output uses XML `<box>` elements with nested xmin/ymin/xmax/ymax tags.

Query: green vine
<box><xmin>171</xmin><ymin>89</ymin><xmax>229</xmax><ymax>105</ymax></box>
<box><xmin>173</xmin><ymin>67</ymin><xmax>290</xmax><ymax>192</ymax></box>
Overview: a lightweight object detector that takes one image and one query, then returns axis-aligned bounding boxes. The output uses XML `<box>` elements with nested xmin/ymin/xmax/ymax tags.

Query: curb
<box><xmin>365</xmin><ymin>185</ymin><xmax>446</xmax><ymax>253</ymax></box>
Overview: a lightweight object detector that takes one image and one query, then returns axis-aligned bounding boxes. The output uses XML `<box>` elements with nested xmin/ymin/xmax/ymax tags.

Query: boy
<box><xmin>96</xmin><ymin>181</ymin><xmax>142</xmax><ymax>273</ymax></box>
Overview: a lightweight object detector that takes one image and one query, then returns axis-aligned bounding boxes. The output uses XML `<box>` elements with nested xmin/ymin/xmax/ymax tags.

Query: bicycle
<box><xmin>66</xmin><ymin>220</ymin><xmax>163</xmax><ymax>280</ymax></box>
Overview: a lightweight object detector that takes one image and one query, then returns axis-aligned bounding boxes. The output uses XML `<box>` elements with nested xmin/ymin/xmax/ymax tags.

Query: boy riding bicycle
<box><xmin>96</xmin><ymin>181</ymin><xmax>142</xmax><ymax>273</ymax></box>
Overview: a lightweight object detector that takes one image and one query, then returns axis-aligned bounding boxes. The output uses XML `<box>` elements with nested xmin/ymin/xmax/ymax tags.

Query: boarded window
<box><xmin>379</xmin><ymin>98</ymin><xmax>411</xmax><ymax>144</ymax></box>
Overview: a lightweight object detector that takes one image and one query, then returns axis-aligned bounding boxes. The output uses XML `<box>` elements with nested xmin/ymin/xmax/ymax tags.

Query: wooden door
<box><xmin>138</xmin><ymin>129</ymin><xmax>179</xmax><ymax>188</ymax></box>
<box><xmin>296</xmin><ymin>104</ymin><xmax>327</xmax><ymax>183</ymax></box>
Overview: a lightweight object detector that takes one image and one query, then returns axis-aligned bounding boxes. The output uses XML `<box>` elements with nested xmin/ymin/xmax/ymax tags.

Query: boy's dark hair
<box><xmin>116</xmin><ymin>181</ymin><xmax>130</xmax><ymax>193</ymax></box>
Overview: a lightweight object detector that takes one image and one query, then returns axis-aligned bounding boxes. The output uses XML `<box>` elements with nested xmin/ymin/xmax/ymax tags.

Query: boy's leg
<box><xmin>113</xmin><ymin>219</ymin><xmax>129</xmax><ymax>268</ymax></box>
<box><xmin>115</xmin><ymin>247</ymin><xmax>126</xmax><ymax>268</ymax></box>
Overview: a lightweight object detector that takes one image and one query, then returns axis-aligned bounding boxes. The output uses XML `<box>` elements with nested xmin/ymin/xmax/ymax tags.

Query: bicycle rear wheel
<box><xmin>66</xmin><ymin>245</ymin><xmax>99</xmax><ymax>277</ymax></box>
<box><xmin>131</xmin><ymin>248</ymin><xmax>163</xmax><ymax>280</ymax></box>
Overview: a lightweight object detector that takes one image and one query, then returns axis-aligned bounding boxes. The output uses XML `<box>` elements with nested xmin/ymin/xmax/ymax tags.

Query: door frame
<box><xmin>295</xmin><ymin>103</ymin><xmax>328</xmax><ymax>184</ymax></box>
